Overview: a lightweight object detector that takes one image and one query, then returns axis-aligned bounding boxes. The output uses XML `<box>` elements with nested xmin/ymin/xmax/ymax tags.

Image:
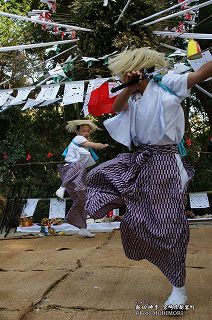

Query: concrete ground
<box><xmin>0</xmin><ymin>224</ymin><xmax>211</xmax><ymax>320</ymax></box>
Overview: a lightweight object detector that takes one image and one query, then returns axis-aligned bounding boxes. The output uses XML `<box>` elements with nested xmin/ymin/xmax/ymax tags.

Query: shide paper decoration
<box><xmin>21</xmin><ymin>99</ymin><xmax>43</xmax><ymax>111</ymax></box>
<box><xmin>49</xmin><ymin>198</ymin><xmax>66</xmax><ymax>219</ymax></box>
<box><xmin>153</xmin><ymin>32</ymin><xmax>212</xmax><ymax>40</ymax></box>
<box><xmin>0</xmin><ymin>39</ymin><xmax>79</xmax><ymax>53</ymax></box>
<box><xmin>0</xmin><ymin>90</ymin><xmax>13</xmax><ymax>107</ymax></box>
<box><xmin>189</xmin><ymin>193</ymin><xmax>210</xmax><ymax>209</ymax></box>
<box><xmin>21</xmin><ymin>199</ymin><xmax>39</xmax><ymax>218</ymax></box>
<box><xmin>0</xmin><ymin>11</ymin><xmax>92</xmax><ymax>32</ymax></box>
<box><xmin>41</xmin><ymin>0</ymin><xmax>57</xmax><ymax>12</ymax></box>
<box><xmin>62</xmin><ymin>81</ymin><xmax>85</xmax><ymax>105</ymax></box>
<box><xmin>35</xmin><ymin>84</ymin><xmax>60</xmax><ymax>101</ymax></box>
<box><xmin>133</xmin><ymin>1</ymin><xmax>212</xmax><ymax>27</ymax></box>
<box><xmin>9</xmin><ymin>87</ymin><xmax>34</xmax><ymax>106</ymax></box>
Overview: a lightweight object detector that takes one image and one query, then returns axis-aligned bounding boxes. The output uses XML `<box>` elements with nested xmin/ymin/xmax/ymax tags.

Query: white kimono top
<box><xmin>104</xmin><ymin>72</ymin><xmax>190</xmax><ymax>149</ymax></box>
<box><xmin>64</xmin><ymin>135</ymin><xmax>96</xmax><ymax>168</ymax></box>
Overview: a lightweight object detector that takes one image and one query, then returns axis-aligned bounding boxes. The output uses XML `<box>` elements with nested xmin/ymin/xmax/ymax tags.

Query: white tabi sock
<box><xmin>164</xmin><ymin>285</ymin><xmax>187</xmax><ymax>307</ymax></box>
<box><xmin>55</xmin><ymin>186</ymin><xmax>65</xmax><ymax>199</ymax></box>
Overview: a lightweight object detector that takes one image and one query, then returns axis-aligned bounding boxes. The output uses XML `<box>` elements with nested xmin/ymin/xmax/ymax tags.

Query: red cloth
<box><xmin>88</xmin><ymin>82</ymin><xmax>116</xmax><ymax>116</ymax></box>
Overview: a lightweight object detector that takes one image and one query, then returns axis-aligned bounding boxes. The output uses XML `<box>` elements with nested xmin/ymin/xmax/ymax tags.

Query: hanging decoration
<box><xmin>0</xmin><ymin>90</ymin><xmax>13</xmax><ymax>107</ymax></box>
<box><xmin>9</xmin><ymin>87</ymin><xmax>35</xmax><ymax>106</ymax></box>
<box><xmin>21</xmin><ymin>99</ymin><xmax>43</xmax><ymax>111</ymax></box>
<box><xmin>87</xmin><ymin>82</ymin><xmax>116</xmax><ymax>116</ymax></box>
<box><xmin>83</xmin><ymin>78</ymin><xmax>109</xmax><ymax>116</ymax></box>
<box><xmin>26</xmin><ymin>153</ymin><xmax>32</xmax><ymax>161</ymax></box>
<box><xmin>152</xmin><ymin>31</ymin><xmax>212</xmax><ymax>40</ymax></box>
<box><xmin>35</xmin><ymin>84</ymin><xmax>60</xmax><ymax>102</ymax></box>
<box><xmin>21</xmin><ymin>199</ymin><xmax>39</xmax><ymax>218</ymax></box>
<box><xmin>47</xmin><ymin>152</ymin><xmax>54</xmax><ymax>158</ymax></box>
<box><xmin>187</xmin><ymin>39</ymin><xmax>202</xmax><ymax>60</ymax></box>
<box><xmin>82</xmin><ymin>57</ymin><xmax>100</xmax><ymax>68</ymax></box>
<box><xmin>49</xmin><ymin>198</ymin><xmax>66</xmax><ymax>219</ymax></box>
<box><xmin>134</xmin><ymin>1</ymin><xmax>212</xmax><ymax>27</ymax></box>
<box><xmin>48</xmin><ymin>63</ymin><xmax>67</xmax><ymax>78</ymax></box>
<box><xmin>40</xmin><ymin>0</ymin><xmax>57</xmax><ymax>12</ymax></box>
<box><xmin>0</xmin><ymin>39</ymin><xmax>78</xmax><ymax>53</ymax></box>
<box><xmin>62</xmin><ymin>81</ymin><xmax>85</xmax><ymax>105</ymax></box>
<box><xmin>0</xmin><ymin>11</ymin><xmax>92</xmax><ymax>32</ymax></box>
<box><xmin>186</xmin><ymin>138</ymin><xmax>192</xmax><ymax>147</ymax></box>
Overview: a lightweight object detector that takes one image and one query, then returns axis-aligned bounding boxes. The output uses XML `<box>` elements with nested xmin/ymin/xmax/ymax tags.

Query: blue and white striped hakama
<box><xmin>86</xmin><ymin>144</ymin><xmax>195</xmax><ymax>286</ymax></box>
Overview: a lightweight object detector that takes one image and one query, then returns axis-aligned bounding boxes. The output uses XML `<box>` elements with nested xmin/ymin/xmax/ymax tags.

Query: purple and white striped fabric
<box><xmin>57</xmin><ymin>163</ymin><xmax>87</xmax><ymax>229</ymax></box>
<box><xmin>86</xmin><ymin>144</ymin><xmax>195</xmax><ymax>287</ymax></box>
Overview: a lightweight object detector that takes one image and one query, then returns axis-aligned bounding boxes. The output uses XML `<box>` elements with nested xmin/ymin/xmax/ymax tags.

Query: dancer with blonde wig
<box><xmin>85</xmin><ymin>47</ymin><xmax>212</xmax><ymax>305</ymax></box>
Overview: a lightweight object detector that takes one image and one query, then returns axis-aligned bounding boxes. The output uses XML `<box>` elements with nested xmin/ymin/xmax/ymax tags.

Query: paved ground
<box><xmin>0</xmin><ymin>224</ymin><xmax>211</xmax><ymax>320</ymax></box>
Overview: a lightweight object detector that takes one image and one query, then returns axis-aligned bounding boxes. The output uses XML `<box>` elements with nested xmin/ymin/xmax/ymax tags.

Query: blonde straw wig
<box><xmin>108</xmin><ymin>47</ymin><xmax>166</xmax><ymax>81</ymax></box>
<box><xmin>66</xmin><ymin>119</ymin><xmax>101</xmax><ymax>133</ymax></box>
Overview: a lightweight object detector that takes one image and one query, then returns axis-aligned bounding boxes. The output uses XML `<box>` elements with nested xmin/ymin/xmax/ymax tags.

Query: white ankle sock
<box><xmin>56</xmin><ymin>186</ymin><xmax>65</xmax><ymax>199</ymax></box>
<box><xmin>79</xmin><ymin>229</ymin><xmax>96</xmax><ymax>238</ymax></box>
<box><xmin>165</xmin><ymin>285</ymin><xmax>187</xmax><ymax>307</ymax></box>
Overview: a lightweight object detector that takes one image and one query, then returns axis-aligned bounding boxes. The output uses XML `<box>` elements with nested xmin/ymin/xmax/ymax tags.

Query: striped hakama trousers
<box><xmin>86</xmin><ymin>144</ymin><xmax>195</xmax><ymax>287</ymax></box>
<box><xmin>57</xmin><ymin>163</ymin><xmax>88</xmax><ymax>229</ymax></box>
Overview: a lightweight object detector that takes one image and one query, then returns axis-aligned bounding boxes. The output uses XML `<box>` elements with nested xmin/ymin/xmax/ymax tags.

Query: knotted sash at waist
<box><xmin>121</xmin><ymin>144</ymin><xmax>178</xmax><ymax>185</ymax></box>
<box><xmin>138</xmin><ymin>143</ymin><xmax>178</xmax><ymax>154</ymax></box>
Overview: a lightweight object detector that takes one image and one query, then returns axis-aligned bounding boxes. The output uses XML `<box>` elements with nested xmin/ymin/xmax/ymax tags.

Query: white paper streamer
<box><xmin>0</xmin><ymin>95</ymin><xmax>15</xmax><ymax>112</ymax></box>
<box><xmin>4</xmin><ymin>95</ymin><xmax>15</xmax><ymax>105</ymax></box>
<box><xmin>142</xmin><ymin>1</ymin><xmax>212</xmax><ymax>27</ymax></box>
<box><xmin>9</xmin><ymin>87</ymin><xmax>34</xmax><ymax>105</ymax></box>
<box><xmin>35</xmin><ymin>84</ymin><xmax>60</xmax><ymax>102</ymax></box>
<box><xmin>82</xmin><ymin>57</ymin><xmax>99</xmax><ymax>62</ymax></box>
<box><xmin>49</xmin><ymin>198</ymin><xmax>66</xmax><ymax>219</ymax></box>
<box><xmin>0</xmin><ymin>90</ymin><xmax>13</xmax><ymax>106</ymax></box>
<box><xmin>131</xmin><ymin>0</ymin><xmax>194</xmax><ymax>25</ymax></box>
<box><xmin>39</xmin><ymin>97</ymin><xmax>61</xmax><ymax>107</ymax></box>
<box><xmin>195</xmin><ymin>85</ymin><xmax>212</xmax><ymax>99</ymax></box>
<box><xmin>0</xmin><ymin>39</ymin><xmax>78</xmax><ymax>52</ymax></box>
<box><xmin>153</xmin><ymin>31</ymin><xmax>212</xmax><ymax>40</ymax></box>
<box><xmin>82</xmin><ymin>81</ymin><xmax>94</xmax><ymax>116</ymax></box>
<box><xmin>21</xmin><ymin>199</ymin><xmax>39</xmax><ymax>218</ymax></box>
<box><xmin>168</xmin><ymin>49</ymin><xmax>186</xmax><ymax>57</ymax></box>
<box><xmin>0</xmin><ymin>11</ymin><xmax>92</xmax><ymax>32</ymax></box>
<box><xmin>189</xmin><ymin>193</ymin><xmax>210</xmax><ymax>209</ymax></box>
<box><xmin>98</xmin><ymin>50</ymin><xmax>118</xmax><ymax>60</ymax></box>
<box><xmin>115</xmin><ymin>0</ymin><xmax>132</xmax><ymax>25</ymax></box>
<box><xmin>21</xmin><ymin>98</ymin><xmax>43</xmax><ymax>110</ymax></box>
<box><xmin>63</xmin><ymin>81</ymin><xmax>84</xmax><ymax>105</ymax></box>
<box><xmin>49</xmin><ymin>63</ymin><xmax>66</xmax><ymax>77</ymax></box>
<box><xmin>103</xmin><ymin>0</ymin><xmax>109</xmax><ymax>6</ymax></box>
